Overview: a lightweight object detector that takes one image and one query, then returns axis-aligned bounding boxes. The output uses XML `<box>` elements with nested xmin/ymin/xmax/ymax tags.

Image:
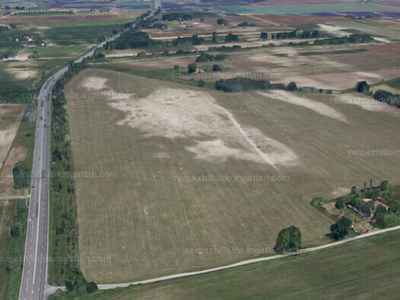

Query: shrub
<box><xmin>275</xmin><ymin>226</ymin><xmax>302</xmax><ymax>254</ymax></box>
<box><xmin>13</xmin><ymin>166</ymin><xmax>30</xmax><ymax>189</ymax></box>
<box><xmin>188</xmin><ymin>63</ymin><xmax>197</xmax><ymax>74</ymax></box>
<box><xmin>213</xmin><ymin>64</ymin><xmax>221</xmax><ymax>72</ymax></box>
<box><xmin>198</xmin><ymin>80</ymin><xmax>206</xmax><ymax>87</ymax></box>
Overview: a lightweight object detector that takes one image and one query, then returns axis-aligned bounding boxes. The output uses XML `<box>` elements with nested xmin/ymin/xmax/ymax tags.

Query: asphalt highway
<box><xmin>18</xmin><ymin>10</ymin><xmax>156</xmax><ymax>300</ymax></box>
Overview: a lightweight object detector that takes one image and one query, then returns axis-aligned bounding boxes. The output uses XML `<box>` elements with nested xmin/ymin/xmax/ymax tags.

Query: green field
<box><xmin>71</xmin><ymin>230</ymin><xmax>400</xmax><ymax>300</ymax></box>
<box><xmin>63</xmin><ymin>67</ymin><xmax>400</xmax><ymax>285</ymax></box>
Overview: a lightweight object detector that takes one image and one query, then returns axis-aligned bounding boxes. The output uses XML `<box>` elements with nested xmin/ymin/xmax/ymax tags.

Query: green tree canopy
<box><xmin>330</xmin><ymin>216</ymin><xmax>352</xmax><ymax>240</ymax></box>
<box><xmin>275</xmin><ymin>225</ymin><xmax>302</xmax><ymax>254</ymax></box>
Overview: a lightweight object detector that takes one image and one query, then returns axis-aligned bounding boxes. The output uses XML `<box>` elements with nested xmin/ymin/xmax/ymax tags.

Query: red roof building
<box><xmin>370</xmin><ymin>219</ymin><xmax>377</xmax><ymax>223</ymax></box>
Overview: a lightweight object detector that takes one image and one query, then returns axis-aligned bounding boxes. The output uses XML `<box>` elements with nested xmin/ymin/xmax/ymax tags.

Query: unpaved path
<box><xmin>95</xmin><ymin>225</ymin><xmax>400</xmax><ymax>290</ymax></box>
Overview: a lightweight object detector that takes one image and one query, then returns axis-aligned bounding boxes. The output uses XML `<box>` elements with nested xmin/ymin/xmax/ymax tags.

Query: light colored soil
<box><xmin>80</xmin><ymin>76</ymin><xmax>108</xmax><ymax>90</ymax></box>
<box><xmin>0</xmin><ymin>105</ymin><xmax>24</xmax><ymax>170</ymax></box>
<box><xmin>0</xmin><ymin>146</ymin><xmax>28</xmax><ymax>197</ymax></box>
<box><xmin>323</xmin><ymin>201</ymin><xmax>341</xmax><ymax>216</ymax></box>
<box><xmin>251</xmin><ymin>14</ymin><xmax>351</xmax><ymax>26</ymax></box>
<box><xmin>7</xmin><ymin>68</ymin><xmax>39</xmax><ymax>80</ymax></box>
<box><xmin>280</xmin><ymin>68</ymin><xmax>400</xmax><ymax>90</ymax></box>
<box><xmin>109</xmin><ymin>88</ymin><xmax>298</xmax><ymax>168</ymax></box>
<box><xmin>318</xmin><ymin>24</ymin><xmax>350</xmax><ymax>37</ymax></box>
<box><xmin>258</xmin><ymin>90</ymin><xmax>347</xmax><ymax>122</ymax></box>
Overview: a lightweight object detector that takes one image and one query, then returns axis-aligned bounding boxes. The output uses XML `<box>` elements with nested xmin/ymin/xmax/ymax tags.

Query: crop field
<box><xmin>0</xmin><ymin>104</ymin><xmax>28</xmax><ymax>197</ymax></box>
<box><xmin>0</xmin><ymin>17</ymin><xmax>140</xmax><ymax>94</ymax></box>
<box><xmin>105</xmin><ymin>44</ymin><xmax>400</xmax><ymax>90</ymax></box>
<box><xmin>224</xmin><ymin>3</ymin><xmax>400</xmax><ymax>15</ymax></box>
<box><xmin>65</xmin><ymin>68</ymin><xmax>400</xmax><ymax>284</ymax></box>
<box><xmin>77</xmin><ymin>230</ymin><xmax>400</xmax><ymax>300</ymax></box>
<box><xmin>251</xmin><ymin>14</ymin><xmax>352</xmax><ymax>26</ymax></box>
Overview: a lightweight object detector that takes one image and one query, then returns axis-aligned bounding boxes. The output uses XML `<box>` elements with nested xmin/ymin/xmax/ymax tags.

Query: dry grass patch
<box><xmin>66</xmin><ymin>69</ymin><xmax>400</xmax><ymax>284</ymax></box>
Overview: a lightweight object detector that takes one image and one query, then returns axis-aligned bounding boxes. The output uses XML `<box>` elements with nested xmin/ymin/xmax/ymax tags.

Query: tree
<box><xmin>217</xmin><ymin>18</ymin><xmax>229</xmax><ymax>26</ymax></box>
<box><xmin>311</xmin><ymin>197</ymin><xmax>324</xmax><ymax>207</ymax></box>
<box><xmin>13</xmin><ymin>166</ymin><xmax>30</xmax><ymax>189</ymax></box>
<box><xmin>335</xmin><ymin>198</ymin><xmax>346</xmax><ymax>210</ymax></box>
<box><xmin>9</xmin><ymin>23</ymin><xmax>16</xmax><ymax>29</ymax></box>
<box><xmin>11</xmin><ymin>221</ymin><xmax>23</xmax><ymax>238</ymax></box>
<box><xmin>354</xmin><ymin>81</ymin><xmax>370</xmax><ymax>93</ymax></box>
<box><xmin>198</xmin><ymin>80</ymin><xmax>206</xmax><ymax>87</ymax></box>
<box><xmin>286</xmin><ymin>82</ymin><xmax>298</xmax><ymax>91</ymax></box>
<box><xmin>380</xmin><ymin>180</ymin><xmax>389</xmax><ymax>191</ymax></box>
<box><xmin>330</xmin><ymin>216</ymin><xmax>352</xmax><ymax>240</ymax></box>
<box><xmin>351</xmin><ymin>186</ymin><xmax>357</xmax><ymax>195</ymax></box>
<box><xmin>86</xmin><ymin>282</ymin><xmax>98</xmax><ymax>293</ymax></box>
<box><xmin>174</xmin><ymin>65</ymin><xmax>180</xmax><ymax>70</ymax></box>
<box><xmin>225</xmin><ymin>33</ymin><xmax>239</xmax><ymax>43</ymax></box>
<box><xmin>213</xmin><ymin>64</ymin><xmax>221</xmax><ymax>72</ymax></box>
<box><xmin>32</xmin><ymin>51</ymin><xmax>39</xmax><ymax>59</ymax></box>
<box><xmin>275</xmin><ymin>226</ymin><xmax>302</xmax><ymax>254</ymax></box>
<box><xmin>260</xmin><ymin>32</ymin><xmax>268</xmax><ymax>40</ymax></box>
<box><xmin>187</xmin><ymin>63</ymin><xmax>197</xmax><ymax>74</ymax></box>
<box><xmin>212</xmin><ymin>31</ymin><xmax>218</xmax><ymax>43</ymax></box>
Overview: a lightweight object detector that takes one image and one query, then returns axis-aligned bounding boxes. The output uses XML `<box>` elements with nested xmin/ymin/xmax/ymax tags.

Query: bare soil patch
<box><xmin>251</xmin><ymin>14</ymin><xmax>351</xmax><ymax>26</ymax></box>
<box><xmin>80</xmin><ymin>76</ymin><xmax>108</xmax><ymax>91</ymax></box>
<box><xmin>258</xmin><ymin>90</ymin><xmax>347</xmax><ymax>122</ymax></box>
<box><xmin>0</xmin><ymin>105</ymin><xmax>24</xmax><ymax>171</ymax></box>
<box><xmin>108</xmin><ymin>87</ymin><xmax>298</xmax><ymax>167</ymax></box>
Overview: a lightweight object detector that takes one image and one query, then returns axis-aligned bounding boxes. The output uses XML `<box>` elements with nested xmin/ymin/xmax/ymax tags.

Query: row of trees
<box><xmin>214</xmin><ymin>77</ymin><xmax>290</xmax><ymax>93</ymax></box>
<box><xmin>354</xmin><ymin>81</ymin><xmax>400</xmax><ymax>109</ymax></box>
<box><xmin>314</xmin><ymin>34</ymin><xmax>373</xmax><ymax>45</ymax></box>
<box><xmin>195</xmin><ymin>52</ymin><xmax>230</xmax><ymax>63</ymax></box>
<box><xmin>260</xmin><ymin>30</ymin><xmax>320</xmax><ymax>40</ymax></box>
<box><xmin>50</xmin><ymin>62</ymin><xmax>98</xmax><ymax>296</ymax></box>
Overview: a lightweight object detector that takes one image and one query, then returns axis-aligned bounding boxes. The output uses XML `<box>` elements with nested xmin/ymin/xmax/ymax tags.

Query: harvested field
<box><xmin>251</xmin><ymin>14</ymin><xmax>351</xmax><ymax>26</ymax></box>
<box><xmin>0</xmin><ymin>146</ymin><xmax>27</xmax><ymax>197</ymax></box>
<box><xmin>67</xmin><ymin>68</ymin><xmax>400</xmax><ymax>284</ymax></box>
<box><xmin>80</xmin><ymin>231</ymin><xmax>400</xmax><ymax>300</ymax></box>
<box><xmin>0</xmin><ymin>105</ymin><xmax>24</xmax><ymax>171</ymax></box>
<box><xmin>365</xmin><ymin>42</ymin><xmax>400</xmax><ymax>59</ymax></box>
<box><xmin>0</xmin><ymin>14</ymin><xmax>119</xmax><ymax>24</ymax></box>
<box><xmin>280</xmin><ymin>68</ymin><xmax>400</xmax><ymax>90</ymax></box>
<box><xmin>107</xmin><ymin>44</ymin><xmax>400</xmax><ymax>89</ymax></box>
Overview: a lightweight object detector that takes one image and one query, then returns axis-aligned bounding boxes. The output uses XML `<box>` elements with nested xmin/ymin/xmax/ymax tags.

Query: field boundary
<box><xmin>97</xmin><ymin>225</ymin><xmax>400</xmax><ymax>289</ymax></box>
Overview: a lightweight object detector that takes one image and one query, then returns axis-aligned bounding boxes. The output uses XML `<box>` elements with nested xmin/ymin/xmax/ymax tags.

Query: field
<box><xmin>251</xmin><ymin>14</ymin><xmax>352</xmax><ymax>26</ymax></box>
<box><xmin>0</xmin><ymin>15</ymin><xmax>143</xmax><ymax>96</ymax></box>
<box><xmin>65</xmin><ymin>67</ymin><xmax>400</xmax><ymax>284</ymax></box>
<box><xmin>76</xmin><ymin>230</ymin><xmax>400</xmax><ymax>300</ymax></box>
<box><xmin>104</xmin><ymin>43</ymin><xmax>400</xmax><ymax>90</ymax></box>
<box><xmin>0</xmin><ymin>103</ymin><xmax>34</xmax><ymax>198</ymax></box>
<box><xmin>224</xmin><ymin>3</ymin><xmax>400</xmax><ymax>15</ymax></box>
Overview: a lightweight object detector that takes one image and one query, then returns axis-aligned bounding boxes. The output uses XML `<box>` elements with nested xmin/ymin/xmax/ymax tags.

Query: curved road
<box><xmin>18</xmin><ymin>10</ymin><xmax>157</xmax><ymax>300</ymax></box>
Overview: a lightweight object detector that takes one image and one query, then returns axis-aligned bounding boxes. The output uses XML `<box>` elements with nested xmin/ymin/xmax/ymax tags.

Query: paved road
<box><xmin>97</xmin><ymin>225</ymin><xmax>400</xmax><ymax>290</ymax></box>
<box><xmin>18</xmin><ymin>10</ymin><xmax>156</xmax><ymax>300</ymax></box>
